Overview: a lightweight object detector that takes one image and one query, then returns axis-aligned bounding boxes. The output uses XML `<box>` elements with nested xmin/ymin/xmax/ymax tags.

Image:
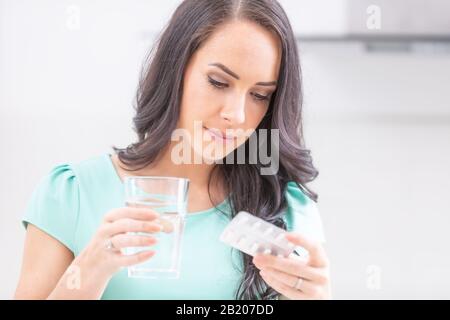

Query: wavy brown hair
<box><xmin>112</xmin><ymin>0</ymin><xmax>318</xmax><ymax>300</ymax></box>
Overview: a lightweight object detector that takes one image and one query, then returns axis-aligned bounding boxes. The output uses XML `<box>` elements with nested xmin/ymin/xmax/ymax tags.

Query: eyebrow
<box><xmin>208</xmin><ymin>62</ymin><xmax>277</xmax><ymax>87</ymax></box>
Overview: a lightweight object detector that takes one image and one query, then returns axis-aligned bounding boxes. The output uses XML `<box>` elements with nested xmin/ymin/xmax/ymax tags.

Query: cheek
<box><xmin>245</xmin><ymin>102</ymin><xmax>269</xmax><ymax>128</ymax></box>
<box><xmin>181</xmin><ymin>81</ymin><xmax>220</xmax><ymax>122</ymax></box>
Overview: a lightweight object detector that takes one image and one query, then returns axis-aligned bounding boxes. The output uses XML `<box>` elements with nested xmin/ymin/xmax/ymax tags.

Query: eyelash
<box><xmin>207</xmin><ymin>76</ymin><xmax>271</xmax><ymax>103</ymax></box>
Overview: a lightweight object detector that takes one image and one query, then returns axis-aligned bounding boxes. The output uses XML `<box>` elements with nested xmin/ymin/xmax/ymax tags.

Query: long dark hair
<box><xmin>112</xmin><ymin>0</ymin><xmax>318</xmax><ymax>300</ymax></box>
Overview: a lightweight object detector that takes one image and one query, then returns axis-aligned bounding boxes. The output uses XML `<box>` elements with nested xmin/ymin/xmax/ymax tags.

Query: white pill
<box><xmin>250</xmin><ymin>243</ymin><xmax>259</xmax><ymax>253</ymax></box>
<box><xmin>263</xmin><ymin>248</ymin><xmax>272</xmax><ymax>255</ymax></box>
<box><xmin>275</xmin><ymin>233</ymin><xmax>285</xmax><ymax>242</ymax></box>
<box><xmin>237</xmin><ymin>236</ymin><xmax>247</xmax><ymax>246</ymax></box>
<box><xmin>252</xmin><ymin>221</ymin><xmax>262</xmax><ymax>229</ymax></box>
<box><xmin>238</xmin><ymin>216</ymin><xmax>249</xmax><ymax>225</ymax></box>
<box><xmin>224</xmin><ymin>230</ymin><xmax>236</xmax><ymax>242</ymax></box>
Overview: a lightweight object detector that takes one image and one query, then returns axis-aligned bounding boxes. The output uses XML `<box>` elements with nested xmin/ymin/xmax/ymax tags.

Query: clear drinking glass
<box><xmin>123</xmin><ymin>176</ymin><xmax>190</xmax><ymax>279</ymax></box>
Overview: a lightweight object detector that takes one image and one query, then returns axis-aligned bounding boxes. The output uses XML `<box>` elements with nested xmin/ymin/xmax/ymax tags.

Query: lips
<box><xmin>203</xmin><ymin>127</ymin><xmax>236</xmax><ymax>141</ymax></box>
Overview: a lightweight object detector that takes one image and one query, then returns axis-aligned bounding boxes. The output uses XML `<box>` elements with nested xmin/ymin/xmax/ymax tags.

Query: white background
<box><xmin>1</xmin><ymin>0</ymin><xmax>450</xmax><ymax>299</ymax></box>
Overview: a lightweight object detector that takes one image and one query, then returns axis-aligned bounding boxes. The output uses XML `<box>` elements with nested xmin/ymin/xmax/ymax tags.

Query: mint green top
<box><xmin>22</xmin><ymin>153</ymin><xmax>326</xmax><ymax>299</ymax></box>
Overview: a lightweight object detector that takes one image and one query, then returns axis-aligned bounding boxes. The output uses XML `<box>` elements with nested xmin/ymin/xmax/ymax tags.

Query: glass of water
<box><xmin>123</xmin><ymin>176</ymin><xmax>190</xmax><ymax>279</ymax></box>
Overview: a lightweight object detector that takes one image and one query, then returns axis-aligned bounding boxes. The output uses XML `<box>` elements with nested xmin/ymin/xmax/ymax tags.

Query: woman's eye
<box><xmin>252</xmin><ymin>92</ymin><xmax>270</xmax><ymax>102</ymax></box>
<box><xmin>207</xmin><ymin>76</ymin><xmax>228</xmax><ymax>89</ymax></box>
<box><xmin>207</xmin><ymin>75</ymin><xmax>271</xmax><ymax>103</ymax></box>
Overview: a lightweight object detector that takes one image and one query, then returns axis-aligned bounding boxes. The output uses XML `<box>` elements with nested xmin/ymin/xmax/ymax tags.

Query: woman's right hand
<box><xmin>74</xmin><ymin>207</ymin><xmax>163</xmax><ymax>282</ymax></box>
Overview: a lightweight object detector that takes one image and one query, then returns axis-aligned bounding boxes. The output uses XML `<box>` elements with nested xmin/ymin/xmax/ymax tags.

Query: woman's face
<box><xmin>176</xmin><ymin>20</ymin><xmax>281</xmax><ymax>163</ymax></box>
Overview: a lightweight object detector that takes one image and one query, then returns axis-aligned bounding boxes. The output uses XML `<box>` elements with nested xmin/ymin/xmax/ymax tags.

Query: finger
<box><xmin>117</xmin><ymin>250</ymin><xmax>156</xmax><ymax>267</ymax></box>
<box><xmin>259</xmin><ymin>270</ymin><xmax>308</xmax><ymax>300</ymax></box>
<box><xmin>111</xmin><ymin>233</ymin><xmax>158</xmax><ymax>249</ymax></box>
<box><xmin>253</xmin><ymin>254</ymin><xmax>326</xmax><ymax>282</ymax></box>
<box><xmin>285</xmin><ymin>233</ymin><xmax>328</xmax><ymax>267</ymax></box>
<box><xmin>103</xmin><ymin>219</ymin><xmax>163</xmax><ymax>236</ymax></box>
<box><xmin>154</xmin><ymin>217</ymin><xmax>175</xmax><ymax>233</ymax></box>
<box><xmin>261</xmin><ymin>267</ymin><xmax>322</xmax><ymax>296</ymax></box>
<box><xmin>103</xmin><ymin>207</ymin><xmax>160</xmax><ymax>223</ymax></box>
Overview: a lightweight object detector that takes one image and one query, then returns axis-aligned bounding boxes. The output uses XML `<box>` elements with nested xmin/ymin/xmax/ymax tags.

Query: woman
<box><xmin>15</xmin><ymin>0</ymin><xmax>330</xmax><ymax>300</ymax></box>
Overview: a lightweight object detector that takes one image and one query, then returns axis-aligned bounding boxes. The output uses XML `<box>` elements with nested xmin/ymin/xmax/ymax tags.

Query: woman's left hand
<box><xmin>252</xmin><ymin>232</ymin><xmax>331</xmax><ymax>300</ymax></box>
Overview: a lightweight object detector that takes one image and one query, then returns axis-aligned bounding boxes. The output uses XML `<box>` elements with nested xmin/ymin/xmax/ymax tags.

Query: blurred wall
<box><xmin>1</xmin><ymin>0</ymin><xmax>450</xmax><ymax>299</ymax></box>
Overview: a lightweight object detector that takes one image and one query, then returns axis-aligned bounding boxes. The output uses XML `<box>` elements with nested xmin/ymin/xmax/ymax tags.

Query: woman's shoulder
<box><xmin>33</xmin><ymin>152</ymin><xmax>112</xmax><ymax>192</ymax></box>
<box><xmin>69</xmin><ymin>153</ymin><xmax>114</xmax><ymax>178</ymax></box>
<box><xmin>22</xmin><ymin>153</ymin><xmax>115</xmax><ymax>253</ymax></box>
<box><xmin>49</xmin><ymin>153</ymin><xmax>116</xmax><ymax>187</ymax></box>
<box><xmin>282</xmin><ymin>181</ymin><xmax>326</xmax><ymax>243</ymax></box>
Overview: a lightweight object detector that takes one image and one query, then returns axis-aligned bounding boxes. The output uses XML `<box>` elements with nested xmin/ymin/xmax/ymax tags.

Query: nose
<box><xmin>220</xmin><ymin>93</ymin><xmax>246</xmax><ymax>125</ymax></box>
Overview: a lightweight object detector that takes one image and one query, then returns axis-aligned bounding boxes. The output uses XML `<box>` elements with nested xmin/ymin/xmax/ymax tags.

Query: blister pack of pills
<box><xmin>220</xmin><ymin>211</ymin><xmax>308</xmax><ymax>259</ymax></box>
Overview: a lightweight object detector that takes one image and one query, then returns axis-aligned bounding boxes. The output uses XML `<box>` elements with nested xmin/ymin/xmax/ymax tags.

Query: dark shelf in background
<box><xmin>296</xmin><ymin>34</ymin><xmax>450</xmax><ymax>43</ymax></box>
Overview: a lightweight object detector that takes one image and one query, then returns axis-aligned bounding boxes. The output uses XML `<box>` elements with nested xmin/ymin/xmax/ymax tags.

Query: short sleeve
<box><xmin>22</xmin><ymin>163</ymin><xmax>80</xmax><ymax>253</ymax></box>
<box><xmin>283</xmin><ymin>181</ymin><xmax>326</xmax><ymax>243</ymax></box>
